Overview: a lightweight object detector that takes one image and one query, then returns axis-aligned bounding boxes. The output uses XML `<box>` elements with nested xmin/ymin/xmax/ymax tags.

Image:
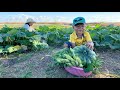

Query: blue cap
<box><xmin>73</xmin><ymin>17</ymin><xmax>86</xmax><ymax>26</ymax></box>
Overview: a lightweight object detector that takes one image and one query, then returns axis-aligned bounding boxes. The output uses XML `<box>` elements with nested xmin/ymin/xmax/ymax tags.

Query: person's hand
<box><xmin>86</xmin><ymin>42</ymin><xmax>94</xmax><ymax>50</ymax></box>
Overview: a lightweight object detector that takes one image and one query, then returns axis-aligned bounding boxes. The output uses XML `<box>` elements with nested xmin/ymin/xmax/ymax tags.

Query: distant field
<box><xmin>0</xmin><ymin>24</ymin><xmax>44</xmax><ymax>29</ymax></box>
<box><xmin>0</xmin><ymin>23</ymin><xmax>71</xmax><ymax>29</ymax></box>
<box><xmin>0</xmin><ymin>22</ymin><xmax>120</xmax><ymax>28</ymax></box>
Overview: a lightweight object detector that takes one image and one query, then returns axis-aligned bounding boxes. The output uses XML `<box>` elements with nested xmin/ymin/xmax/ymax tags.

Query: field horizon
<box><xmin>0</xmin><ymin>22</ymin><xmax>120</xmax><ymax>26</ymax></box>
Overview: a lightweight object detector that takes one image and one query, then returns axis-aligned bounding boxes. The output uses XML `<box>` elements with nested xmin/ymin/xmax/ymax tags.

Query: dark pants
<box><xmin>65</xmin><ymin>42</ymin><xmax>72</xmax><ymax>48</ymax></box>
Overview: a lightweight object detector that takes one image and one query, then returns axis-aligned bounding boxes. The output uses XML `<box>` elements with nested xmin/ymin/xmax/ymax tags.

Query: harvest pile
<box><xmin>53</xmin><ymin>45</ymin><xmax>103</xmax><ymax>73</ymax></box>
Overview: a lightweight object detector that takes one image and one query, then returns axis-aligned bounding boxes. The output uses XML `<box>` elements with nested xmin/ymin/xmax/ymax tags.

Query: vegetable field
<box><xmin>0</xmin><ymin>24</ymin><xmax>120</xmax><ymax>78</ymax></box>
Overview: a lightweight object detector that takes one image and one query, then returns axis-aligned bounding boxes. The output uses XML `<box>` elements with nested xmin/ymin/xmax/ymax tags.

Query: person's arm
<box><xmin>69</xmin><ymin>34</ymin><xmax>76</xmax><ymax>48</ymax></box>
<box><xmin>86</xmin><ymin>41</ymin><xmax>94</xmax><ymax>50</ymax></box>
<box><xmin>85</xmin><ymin>32</ymin><xmax>94</xmax><ymax>50</ymax></box>
<box><xmin>71</xmin><ymin>43</ymin><xmax>76</xmax><ymax>48</ymax></box>
<box><xmin>29</xmin><ymin>27</ymin><xmax>35</xmax><ymax>32</ymax></box>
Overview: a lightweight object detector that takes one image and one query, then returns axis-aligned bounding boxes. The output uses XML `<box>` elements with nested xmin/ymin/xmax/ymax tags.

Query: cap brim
<box><xmin>74</xmin><ymin>22</ymin><xmax>85</xmax><ymax>26</ymax></box>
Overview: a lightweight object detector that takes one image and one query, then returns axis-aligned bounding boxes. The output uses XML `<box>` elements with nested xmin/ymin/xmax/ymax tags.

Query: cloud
<box><xmin>1</xmin><ymin>13</ymin><xmax>120</xmax><ymax>23</ymax></box>
<box><xmin>3</xmin><ymin>14</ymin><xmax>35</xmax><ymax>22</ymax></box>
<box><xmin>85</xmin><ymin>15</ymin><xmax>120</xmax><ymax>22</ymax></box>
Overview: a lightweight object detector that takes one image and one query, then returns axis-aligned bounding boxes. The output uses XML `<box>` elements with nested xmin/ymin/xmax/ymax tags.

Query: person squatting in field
<box><xmin>64</xmin><ymin>17</ymin><xmax>94</xmax><ymax>50</ymax></box>
<box><xmin>23</xmin><ymin>18</ymin><xmax>36</xmax><ymax>32</ymax></box>
<box><xmin>23</xmin><ymin>18</ymin><xmax>40</xmax><ymax>35</ymax></box>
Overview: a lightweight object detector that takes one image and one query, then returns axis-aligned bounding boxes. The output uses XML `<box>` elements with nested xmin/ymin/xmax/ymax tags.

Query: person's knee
<box><xmin>63</xmin><ymin>42</ymin><xmax>72</xmax><ymax>48</ymax></box>
<box><xmin>64</xmin><ymin>43</ymin><xmax>68</xmax><ymax>48</ymax></box>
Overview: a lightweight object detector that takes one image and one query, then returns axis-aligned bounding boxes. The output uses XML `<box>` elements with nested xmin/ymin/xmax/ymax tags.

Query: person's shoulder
<box><xmin>84</xmin><ymin>31</ymin><xmax>90</xmax><ymax>35</ymax></box>
<box><xmin>24</xmin><ymin>24</ymin><xmax>29</xmax><ymax>26</ymax></box>
<box><xmin>23</xmin><ymin>24</ymin><xmax>29</xmax><ymax>28</ymax></box>
<box><xmin>70</xmin><ymin>31</ymin><xmax>75</xmax><ymax>36</ymax></box>
<box><xmin>71</xmin><ymin>31</ymin><xmax>76</xmax><ymax>35</ymax></box>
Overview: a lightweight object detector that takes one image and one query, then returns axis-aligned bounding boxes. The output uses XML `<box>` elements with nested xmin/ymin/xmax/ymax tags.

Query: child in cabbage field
<box><xmin>64</xmin><ymin>17</ymin><xmax>94</xmax><ymax>50</ymax></box>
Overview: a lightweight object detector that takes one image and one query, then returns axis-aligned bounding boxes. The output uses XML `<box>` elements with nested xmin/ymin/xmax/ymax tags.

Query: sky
<box><xmin>0</xmin><ymin>12</ymin><xmax>120</xmax><ymax>23</ymax></box>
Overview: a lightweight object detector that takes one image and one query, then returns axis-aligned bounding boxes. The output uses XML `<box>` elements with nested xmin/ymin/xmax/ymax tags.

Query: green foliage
<box><xmin>36</xmin><ymin>25</ymin><xmax>72</xmax><ymax>46</ymax></box>
<box><xmin>0</xmin><ymin>25</ymin><xmax>13</xmax><ymax>33</ymax></box>
<box><xmin>0</xmin><ymin>26</ymin><xmax>49</xmax><ymax>54</ymax></box>
<box><xmin>0</xmin><ymin>24</ymin><xmax>120</xmax><ymax>55</ymax></box>
<box><xmin>88</xmin><ymin>24</ymin><xmax>120</xmax><ymax>50</ymax></box>
<box><xmin>0</xmin><ymin>34</ymin><xmax>3</xmax><ymax>43</ymax></box>
<box><xmin>36</xmin><ymin>24</ymin><xmax>120</xmax><ymax>50</ymax></box>
<box><xmin>0</xmin><ymin>46</ymin><xmax>4</xmax><ymax>53</ymax></box>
